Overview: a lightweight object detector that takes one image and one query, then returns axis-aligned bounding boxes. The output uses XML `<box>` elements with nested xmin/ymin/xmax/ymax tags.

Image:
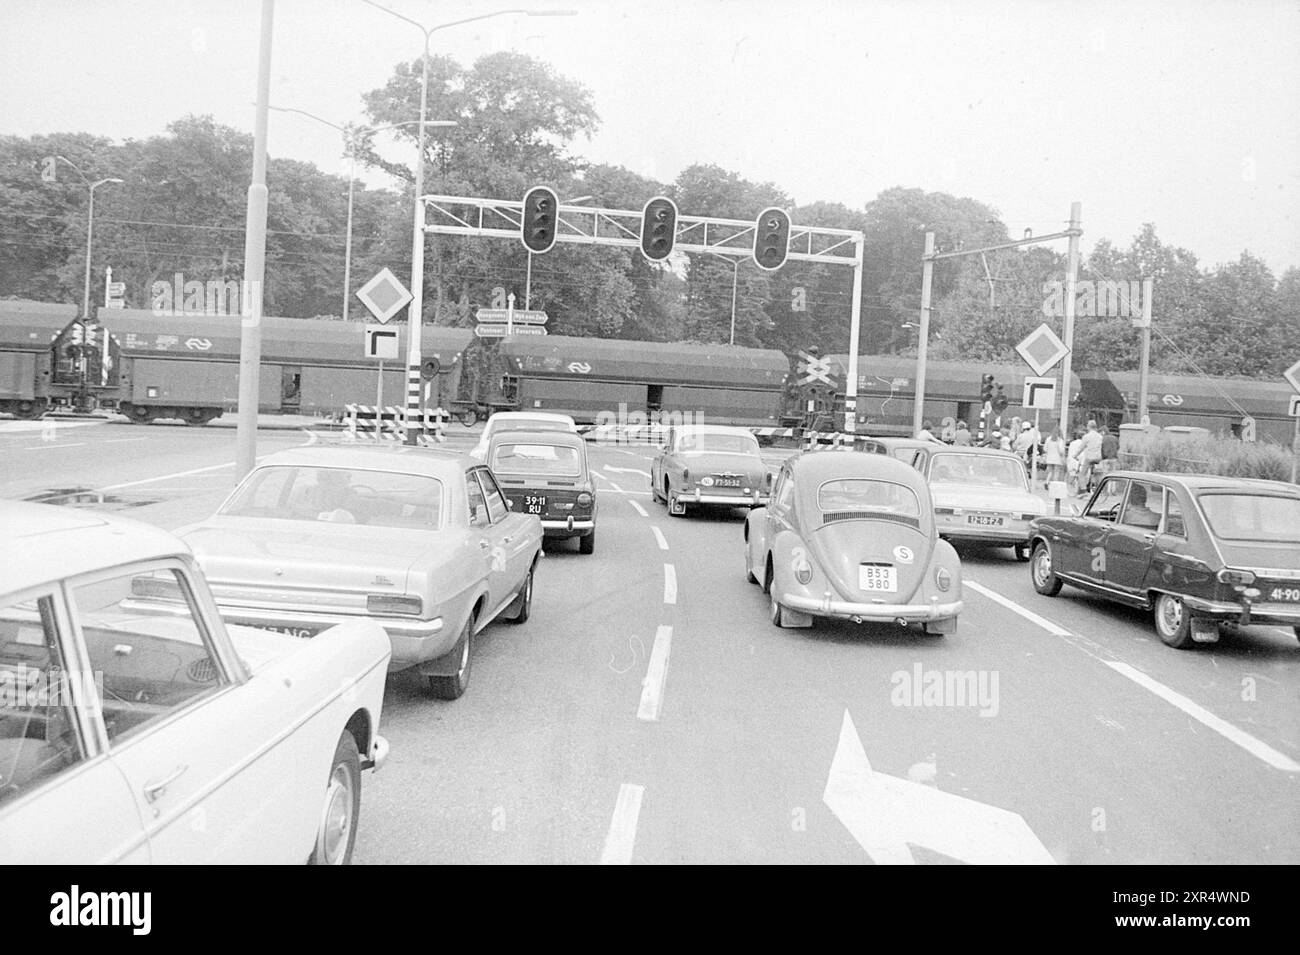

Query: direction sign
<box><xmin>1288</xmin><ymin>395</ymin><xmax>1300</xmax><ymax>417</ymax></box>
<box><xmin>364</xmin><ymin>324</ymin><xmax>399</xmax><ymax>360</ymax></box>
<box><xmin>474</xmin><ymin>324</ymin><xmax>549</xmax><ymax>339</ymax></box>
<box><xmin>474</xmin><ymin>308</ymin><xmax>549</xmax><ymax>325</ymax></box>
<box><xmin>355</xmin><ymin>268</ymin><xmax>411</xmax><ymax>324</ymax></box>
<box><xmin>1284</xmin><ymin>358</ymin><xmax>1300</xmax><ymax>394</ymax></box>
<box><xmin>1015</xmin><ymin>324</ymin><xmax>1069</xmax><ymax>377</ymax></box>
<box><xmin>1022</xmin><ymin>376</ymin><xmax>1057</xmax><ymax>410</ymax></box>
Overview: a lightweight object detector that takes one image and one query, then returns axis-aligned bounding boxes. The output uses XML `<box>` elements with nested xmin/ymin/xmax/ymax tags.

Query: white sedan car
<box><xmin>0</xmin><ymin>502</ymin><xmax>391</xmax><ymax>864</ymax></box>
<box><xmin>470</xmin><ymin>411</ymin><xmax>578</xmax><ymax>458</ymax></box>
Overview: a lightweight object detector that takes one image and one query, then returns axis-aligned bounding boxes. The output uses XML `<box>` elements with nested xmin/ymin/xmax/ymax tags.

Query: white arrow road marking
<box><xmin>663</xmin><ymin>564</ymin><xmax>677</xmax><ymax>604</ymax></box>
<box><xmin>637</xmin><ymin>625</ymin><xmax>673</xmax><ymax>722</ymax></box>
<box><xmin>965</xmin><ymin>581</ymin><xmax>1300</xmax><ymax>773</ymax></box>
<box><xmin>650</xmin><ymin>526</ymin><xmax>668</xmax><ymax>551</ymax></box>
<box><xmin>605</xmin><ymin>465</ymin><xmax>651</xmax><ymax>477</ymax></box>
<box><xmin>628</xmin><ymin>500</ymin><xmax>648</xmax><ymax>517</ymax></box>
<box><xmin>599</xmin><ymin>783</ymin><xmax>645</xmax><ymax>865</ymax></box>
<box><xmin>823</xmin><ymin>710</ymin><xmax>1056</xmax><ymax>865</ymax></box>
<box><xmin>1104</xmin><ymin>662</ymin><xmax>1300</xmax><ymax>773</ymax></box>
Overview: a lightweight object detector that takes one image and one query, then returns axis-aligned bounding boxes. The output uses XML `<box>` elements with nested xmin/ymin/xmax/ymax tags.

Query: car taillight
<box><xmin>577</xmin><ymin>491</ymin><xmax>593</xmax><ymax>506</ymax></box>
<box><xmin>1217</xmin><ymin>569</ymin><xmax>1255</xmax><ymax>586</ymax></box>
<box><xmin>793</xmin><ymin>554</ymin><xmax>813</xmax><ymax>585</ymax></box>
<box><xmin>1020</xmin><ymin>513</ymin><xmax>1039</xmax><ymax>521</ymax></box>
<box><xmin>934</xmin><ymin>507</ymin><xmax>956</xmax><ymax>515</ymax></box>
<box><xmin>935</xmin><ymin>567</ymin><xmax>952</xmax><ymax>592</ymax></box>
<box><xmin>764</xmin><ymin>472</ymin><xmax>774</xmax><ymax>488</ymax></box>
<box><xmin>367</xmin><ymin>594</ymin><xmax>422</xmax><ymax>616</ymax></box>
<box><xmin>682</xmin><ymin>468</ymin><xmax>691</xmax><ymax>483</ymax></box>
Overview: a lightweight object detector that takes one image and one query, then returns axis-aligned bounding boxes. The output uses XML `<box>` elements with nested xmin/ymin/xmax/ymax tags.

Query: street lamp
<box><xmin>57</xmin><ymin>156</ymin><xmax>123</xmax><ymax>319</ymax></box>
<box><xmin>704</xmin><ymin>252</ymin><xmax>743</xmax><ymax>346</ymax></box>
<box><xmin>267</xmin><ymin>106</ymin><xmax>454</xmax><ymax>321</ymax></box>
<box><xmin>363</xmin><ymin>1</ymin><xmax>577</xmax><ymax>443</ymax></box>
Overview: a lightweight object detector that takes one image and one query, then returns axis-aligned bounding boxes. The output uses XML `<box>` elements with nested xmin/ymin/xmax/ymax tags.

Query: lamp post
<box><xmin>57</xmin><ymin>156</ymin><xmax>123</xmax><ymax>319</ymax></box>
<box><xmin>704</xmin><ymin>252</ymin><xmax>743</xmax><ymax>345</ymax></box>
<box><xmin>363</xmin><ymin>1</ymin><xmax>577</xmax><ymax>443</ymax></box>
<box><xmin>267</xmin><ymin>107</ymin><xmax>452</xmax><ymax>321</ymax></box>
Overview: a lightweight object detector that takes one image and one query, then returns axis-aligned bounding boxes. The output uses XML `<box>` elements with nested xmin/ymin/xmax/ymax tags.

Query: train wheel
<box><xmin>10</xmin><ymin>400</ymin><xmax>47</xmax><ymax>420</ymax></box>
<box><xmin>125</xmin><ymin>405</ymin><xmax>156</xmax><ymax>424</ymax></box>
<box><xmin>183</xmin><ymin>408</ymin><xmax>213</xmax><ymax>426</ymax></box>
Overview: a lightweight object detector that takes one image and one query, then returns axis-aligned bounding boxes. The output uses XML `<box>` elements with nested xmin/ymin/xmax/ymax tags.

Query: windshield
<box><xmin>1198</xmin><ymin>493</ymin><xmax>1300</xmax><ymax>543</ymax></box>
<box><xmin>489</xmin><ymin>418</ymin><xmax>571</xmax><ymax>434</ymax></box>
<box><xmin>491</xmin><ymin>442</ymin><xmax>583</xmax><ymax>477</ymax></box>
<box><xmin>929</xmin><ymin>453</ymin><xmax>1027</xmax><ymax>490</ymax></box>
<box><xmin>817</xmin><ymin>479</ymin><xmax>921</xmax><ymax>517</ymax></box>
<box><xmin>677</xmin><ymin>432</ymin><xmax>760</xmax><ymax>455</ymax></box>
<box><xmin>220</xmin><ymin>465</ymin><xmax>443</xmax><ymax>529</ymax></box>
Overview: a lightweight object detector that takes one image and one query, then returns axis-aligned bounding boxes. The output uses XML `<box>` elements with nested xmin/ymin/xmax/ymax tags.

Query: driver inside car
<box><xmin>302</xmin><ymin>470</ymin><xmax>366</xmax><ymax>523</ymax></box>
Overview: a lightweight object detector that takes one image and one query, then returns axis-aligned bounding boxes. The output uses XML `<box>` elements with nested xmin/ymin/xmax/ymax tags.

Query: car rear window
<box><xmin>220</xmin><ymin>466</ymin><xmax>444</xmax><ymax>529</ymax></box>
<box><xmin>817</xmin><ymin>479</ymin><xmax>920</xmax><ymax>517</ymax></box>
<box><xmin>677</xmin><ymin>433</ymin><xmax>759</xmax><ymax>454</ymax></box>
<box><xmin>491</xmin><ymin>442</ymin><xmax>583</xmax><ymax>477</ymax></box>
<box><xmin>1197</xmin><ymin>493</ymin><xmax>1300</xmax><ymax>543</ymax></box>
<box><xmin>929</xmin><ymin>453</ymin><xmax>1027</xmax><ymax>490</ymax></box>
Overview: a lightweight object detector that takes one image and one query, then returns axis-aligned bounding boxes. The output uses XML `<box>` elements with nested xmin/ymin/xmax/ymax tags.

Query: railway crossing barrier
<box><xmin>343</xmin><ymin>405</ymin><xmax>447</xmax><ymax>445</ymax></box>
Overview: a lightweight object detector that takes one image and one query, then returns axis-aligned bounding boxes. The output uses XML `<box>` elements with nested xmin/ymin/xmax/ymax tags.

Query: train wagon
<box><xmin>820</xmin><ymin>354</ymin><xmax>1084</xmax><ymax>436</ymax></box>
<box><xmin>497</xmin><ymin>335</ymin><xmax>790</xmax><ymax>427</ymax></box>
<box><xmin>0</xmin><ymin>301</ymin><xmax>80</xmax><ymax>418</ymax></box>
<box><xmin>106</xmin><ymin>309</ymin><xmax>474</xmax><ymax>424</ymax></box>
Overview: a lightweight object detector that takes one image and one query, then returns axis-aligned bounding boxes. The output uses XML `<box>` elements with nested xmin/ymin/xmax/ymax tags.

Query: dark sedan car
<box><xmin>1028</xmin><ymin>471</ymin><xmax>1300</xmax><ymax>648</ymax></box>
<box><xmin>487</xmin><ymin>429</ymin><xmax>597</xmax><ymax>553</ymax></box>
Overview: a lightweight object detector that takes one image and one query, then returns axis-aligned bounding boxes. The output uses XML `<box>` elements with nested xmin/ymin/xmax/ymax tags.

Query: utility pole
<box><xmin>912</xmin><ymin>232</ymin><xmax>936</xmax><ymax>437</ymax></box>
<box><xmin>844</xmin><ymin>234</ymin><xmax>865</xmax><ymax>434</ymax></box>
<box><xmin>1057</xmin><ymin>202</ymin><xmax>1083</xmax><ymax>435</ymax></box>
<box><xmin>1136</xmin><ymin>276</ymin><xmax>1153</xmax><ymax>423</ymax></box>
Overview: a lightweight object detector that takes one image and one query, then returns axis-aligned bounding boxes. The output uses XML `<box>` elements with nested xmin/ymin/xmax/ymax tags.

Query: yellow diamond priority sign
<box><xmin>1016</xmin><ymin>324</ymin><xmax>1069</xmax><ymax>377</ymax></box>
<box><xmin>1284</xmin><ymin>358</ymin><xmax>1300</xmax><ymax>395</ymax></box>
<box><xmin>356</xmin><ymin>268</ymin><xmax>412</xmax><ymax>324</ymax></box>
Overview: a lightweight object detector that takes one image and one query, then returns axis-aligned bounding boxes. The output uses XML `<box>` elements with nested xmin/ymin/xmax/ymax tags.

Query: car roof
<box><xmin>0</xmin><ymin>501</ymin><xmax>190</xmax><ymax>595</ymax></box>
<box><xmin>486</xmin><ymin>429</ymin><xmax>587</xmax><ymax>450</ymax></box>
<box><xmin>251</xmin><ymin>443</ymin><xmax>471</xmax><ymax>477</ymax></box>
<box><xmin>861</xmin><ymin>437</ymin><xmax>931</xmax><ymax>448</ymax></box>
<box><xmin>787</xmin><ymin>448</ymin><xmax>930</xmax><ymax>490</ymax></box>
<box><xmin>1105</xmin><ymin>470</ymin><xmax>1300</xmax><ymax>495</ymax></box>
<box><xmin>926</xmin><ymin>445</ymin><xmax>1024</xmax><ymax>461</ymax></box>
<box><xmin>487</xmin><ymin>412</ymin><xmax>575</xmax><ymax>424</ymax></box>
<box><xmin>673</xmin><ymin>425</ymin><xmax>759</xmax><ymax>438</ymax></box>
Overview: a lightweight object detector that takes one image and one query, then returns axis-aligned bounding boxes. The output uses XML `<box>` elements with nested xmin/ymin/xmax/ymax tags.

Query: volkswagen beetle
<box><xmin>744</xmin><ymin>452</ymin><xmax>963</xmax><ymax>632</ymax></box>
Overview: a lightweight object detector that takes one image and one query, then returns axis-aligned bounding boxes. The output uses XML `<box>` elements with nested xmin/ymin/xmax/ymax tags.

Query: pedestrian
<box><xmin>1044</xmin><ymin>426</ymin><xmax>1067</xmax><ymax>489</ymax></box>
<box><xmin>952</xmin><ymin>420</ymin><xmax>972</xmax><ymax>446</ymax></box>
<box><xmin>940</xmin><ymin>418</ymin><xmax>956</xmax><ymax>443</ymax></box>
<box><xmin>1077</xmin><ymin>419</ymin><xmax>1104</xmax><ymax>495</ymax></box>
<box><xmin>999</xmin><ymin>430</ymin><xmax>1012</xmax><ymax>452</ymax></box>
<box><xmin>1066</xmin><ymin>428</ymin><xmax>1085</xmax><ymax>493</ymax></box>
<box><xmin>916</xmin><ymin>420</ymin><xmax>943</xmax><ymax>444</ymax></box>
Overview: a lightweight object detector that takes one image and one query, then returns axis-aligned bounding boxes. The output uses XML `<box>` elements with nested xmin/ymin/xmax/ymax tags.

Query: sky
<box><xmin>2</xmin><ymin>0</ymin><xmax>1298</xmax><ymax>273</ymax></box>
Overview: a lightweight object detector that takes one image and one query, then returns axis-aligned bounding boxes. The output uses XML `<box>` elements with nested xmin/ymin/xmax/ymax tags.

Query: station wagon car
<box><xmin>0</xmin><ymin>501</ymin><xmax>390</xmax><ymax>864</ymax></box>
<box><xmin>1028</xmin><ymin>471</ymin><xmax>1300</xmax><ymax>648</ymax></box>
<box><xmin>487</xmin><ymin>429</ymin><xmax>597</xmax><ymax>553</ymax></box>
<box><xmin>651</xmin><ymin>425</ymin><xmax>771</xmax><ymax>516</ymax></box>
<box><xmin>170</xmin><ymin>445</ymin><xmax>543</xmax><ymax>699</ymax></box>
<box><xmin>744</xmin><ymin>452</ymin><xmax>963</xmax><ymax>632</ymax></box>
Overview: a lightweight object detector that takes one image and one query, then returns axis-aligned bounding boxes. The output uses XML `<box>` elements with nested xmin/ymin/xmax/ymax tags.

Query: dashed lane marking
<box><xmin>599</xmin><ymin>783</ymin><xmax>645</xmax><ymax>865</ymax></box>
<box><xmin>651</xmin><ymin>526</ymin><xmax>668</xmax><ymax>551</ymax></box>
<box><xmin>663</xmin><ymin>564</ymin><xmax>677</xmax><ymax>605</ymax></box>
<box><xmin>628</xmin><ymin>500</ymin><xmax>648</xmax><ymax>517</ymax></box>
<box><xmin>637</xmin><ymin>625</ymin><xmax>673</xmax><ymax>722</ymax></box>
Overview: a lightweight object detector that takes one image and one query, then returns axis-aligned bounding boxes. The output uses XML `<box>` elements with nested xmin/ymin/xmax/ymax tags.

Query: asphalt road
<box><xmin>3</xmin><ymin>415</ymin><xmax>1297</xmax><ymax>864</ymax></box>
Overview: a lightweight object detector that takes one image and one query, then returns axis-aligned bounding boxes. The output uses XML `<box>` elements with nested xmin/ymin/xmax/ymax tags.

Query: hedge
<box><xmin>1119</xmin><ymin>434</ymin><xmax>1296</xmax><ymax>483</ymax></box>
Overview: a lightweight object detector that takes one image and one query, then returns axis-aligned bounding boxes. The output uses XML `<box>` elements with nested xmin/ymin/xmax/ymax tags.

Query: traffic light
<box><xmin>520</xmin><ymin>186</ymin><xmax>558</xmax><ymax>254</ymax></box>
<box><xmin>980</xmin><ymin>373</ymin><xmax>994</xmax><ymax>406</ymax></box>
<box><xmin>640</xmin><ymin>196</ymin><xmax>678</xmax><ymax>262</ymax></box>
<box><xmin>752</xmin><ymin>206</ymin><xmax>791</xmax><ymax>271</ymax></box>
<box><xmin>993</xmin><ymin>383</ymin><xmax>1008</xmax><ymax>415</ymax></box>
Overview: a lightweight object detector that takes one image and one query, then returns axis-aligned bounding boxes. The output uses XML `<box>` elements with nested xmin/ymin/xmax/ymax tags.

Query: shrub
<box><xmin>1119</xmin><ymin>434</ymin><xmax>1296</xmax><ymax>483</ymax></box>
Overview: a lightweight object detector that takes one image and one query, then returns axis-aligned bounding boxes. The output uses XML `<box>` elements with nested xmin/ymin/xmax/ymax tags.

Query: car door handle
<box><xmin>501</xmin><ymin>536</ymin><xmax>513</xmax><ymax>544</ymax></box>
<box><xmin>478</xmin><ymin>540</ymin><xmax>491</xmax><ymax>550</ymax></box>
<box><xmin>143</xmin><ymin>764</ymin><xmax>188</xmax><ymax>803</ymax></box>
<box><xmin>1143</xmin><ymin>533</ymin><xmax>1156</xmax><ymax>543</ymax></box>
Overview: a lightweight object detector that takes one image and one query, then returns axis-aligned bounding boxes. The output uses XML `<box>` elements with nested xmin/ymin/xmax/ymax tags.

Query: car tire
<box><xmin>1293</xmin><ymin>626</ymin><xmax>1300</xmax><ymax>643</ymax></box>
<box><xmin>579</xmin><ymin>530</ymin><xmax>596</xmax><ymax>555</ymax></box>
<box><xmin>650</xmin><ymin>477</ymin><xmax>664</xmax><ymax>503</ymax></box>
<box><xmin>308</xmin><ymin>732</ymin><xmax>361</xmax><ymax>866</ymax></box>
<box><xmin>1013</xmin><ymin>542</ymin><xmax>1031</xmax><ymax>562</ymax></box>
<box><xmin>507</xmin><ymin>564</ymin><xmax>534</xmax><ymax>624</ymax></box>
<box><xmin>428</xmin><ymin>615</ymin><xmax>473</xmax><ymax>699</ymax></box>
<box><xmin>1030</xmin><ymin>541</ymin><xmax>1063</xmax><ymax>596</ymax></box>
<box><xmin>745</xmin><ymin>545</ymin><xmax>759</xmax><ymax>585</ymax></box>
<box><xmin>1153</xmin><ymin>593</ymin><xmax>1194</xmax><ymax>649</ymax></box>
<box><xmin>766</xmin><ymin>565</ymin><xmax>792</xmax><ymax>628</ymax></box>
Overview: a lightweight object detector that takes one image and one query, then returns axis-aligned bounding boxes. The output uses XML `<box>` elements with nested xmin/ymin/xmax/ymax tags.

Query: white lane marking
<box><xmin>628</xmin><ymin>500</ymin><xmax>648</xmax><ymax>517</ymax></box>
<box><xmin>1104</xmin><ymin>661</ymin><xmax>1300</xmax><ymax>773</ymax></box>
<box><xmin>99</xmin><ymin>460</ymin><xmax>235</xmax><ymax>492</ymax></box>
<box><xmin>100</xmin><ymin>437</ymin><xmax>148</xmax><ymax>443</ymax></box>
<box><xmin>0</xmin><ymin>420</ymin><xmax>105</xmax><ymax>435</ymax></box>
<box><xmin>19</xmin><ymin>442</ymin><xmax>87</xmax><ymax>451</ymax></box>
<box><xmin>607</xmin><ymin>479</ymin><xmax>625</xmax><ymax>493</ymax></box>
<box><xmin>603</xmin><ymin>489</ymin><xmax>651</xmax><ymax>497</ymax></box>
<box><xmin>637</xmin><ymin>624</ymin><xmax>673</xmax><ymax>722</ymax></box>
<box><xmin>592</xmin><ymin>471</ymin><xmax>611</xmax><ymax>482</ymax></box>
<box><xmin>966</xmin><ymin>580</ymin><xmax>1300</xmax><ymax>773</ymax></box>
<box><xmin>650</xmin><ymin>526</ymin><xmax>669</xmax><ymax>551</ymax></box>
<box><xmin>605</xmin><ymin>465</ymin><xmax>650</xmax><ymax>477</ymax></box>
<box><xmin>964</xmin><ymin>580</ymin><xmax>1071</xmax><ymax>636</ymax></box>
<box><xmin>663</xmin><ymin>563</ymin><xmax>677</xmax><ymax>605</ymax></box>
<box><xmin>599</xmin><ymin>783</ymin><xmax>645</xmax><ymax>865</ymax></box>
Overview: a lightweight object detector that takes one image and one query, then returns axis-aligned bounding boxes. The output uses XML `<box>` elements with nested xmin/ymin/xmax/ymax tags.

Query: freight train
<box><xmin>1</xmin><ymin>299</ymin><xmax>1293</xmax><ymax>443</ymax></box>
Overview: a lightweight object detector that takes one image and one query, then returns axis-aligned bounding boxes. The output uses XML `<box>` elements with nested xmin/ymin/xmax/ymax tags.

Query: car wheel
<box><xmin>1153</xmin><ymin>593</ymin><xmax>1194</xmax><ymax>649</ymax></box>
<box><xmin>579</xmin><ymin>529</ymin><xmax>596</xmax><ymax>555</ymax></box>
<box><xmin>1030</xmin><ymin>541</ymin><xmax>1063</xmax><ymax>596</ymax></box>
<box><xmin>428</xmin><ymin>615</ymin><xmax>473</xmax><ymax>699</ymax></box>
<box><xmin>308</xmin><ymin>732</ymin><xmax>360</xmax><ymax>865</ymax></box>
<box><xmin>1013</xmin><ymin>542</ymin><xmax>1031</xmax><ymax>562</ymax></box>
<box><xmin>745</xmin><ymin>540</ymin><xmax>759</xmax><ymax>584</ymax></box>
<box><xmin>508</xmin><ymin>564</ymin><xmax>534</xmax><ymax>624</ymax></box>
<box><xmin>1293</xmin><ymin>626</ymin><xmax>1300</xmax><ymax>643</ymax></box>
<box><xmin>766</xmin><ymin>565</ymin><xmax>791</xmax><ymax>628</ymax></box>
<box><xmin>650</xmin><ymin>476</ymin><xmax>664</xmax><ymax>503</ymax></box>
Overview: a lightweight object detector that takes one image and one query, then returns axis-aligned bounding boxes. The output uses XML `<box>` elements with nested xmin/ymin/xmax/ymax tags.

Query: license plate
<box><xmin>967</xmin><ymin>514</ymin><xmax>1007</xmax><ymax>527</ymax></box>
<box><xmin>1264</xmin><ymin>586</ymin><xmax>1300</xmax><ymax>603</ymax></box>
<box><xmin>524</xmin><ymin>495</ymin><xmax>546</xmax><ymax>514</ymax></box>
<box><xmin>859</xmin><ymin>564</ymin><xmax>897</xmax><ymax>592</ymax></box>
<box><xmin>714</xmin><ymin>476</ymin><xmax>742</xmax><ymax>488</ymax></box>
<box><xmin>255</xmin><ymin>624</ymin><xmax>318</xmax><ymax>639</ymax></box>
